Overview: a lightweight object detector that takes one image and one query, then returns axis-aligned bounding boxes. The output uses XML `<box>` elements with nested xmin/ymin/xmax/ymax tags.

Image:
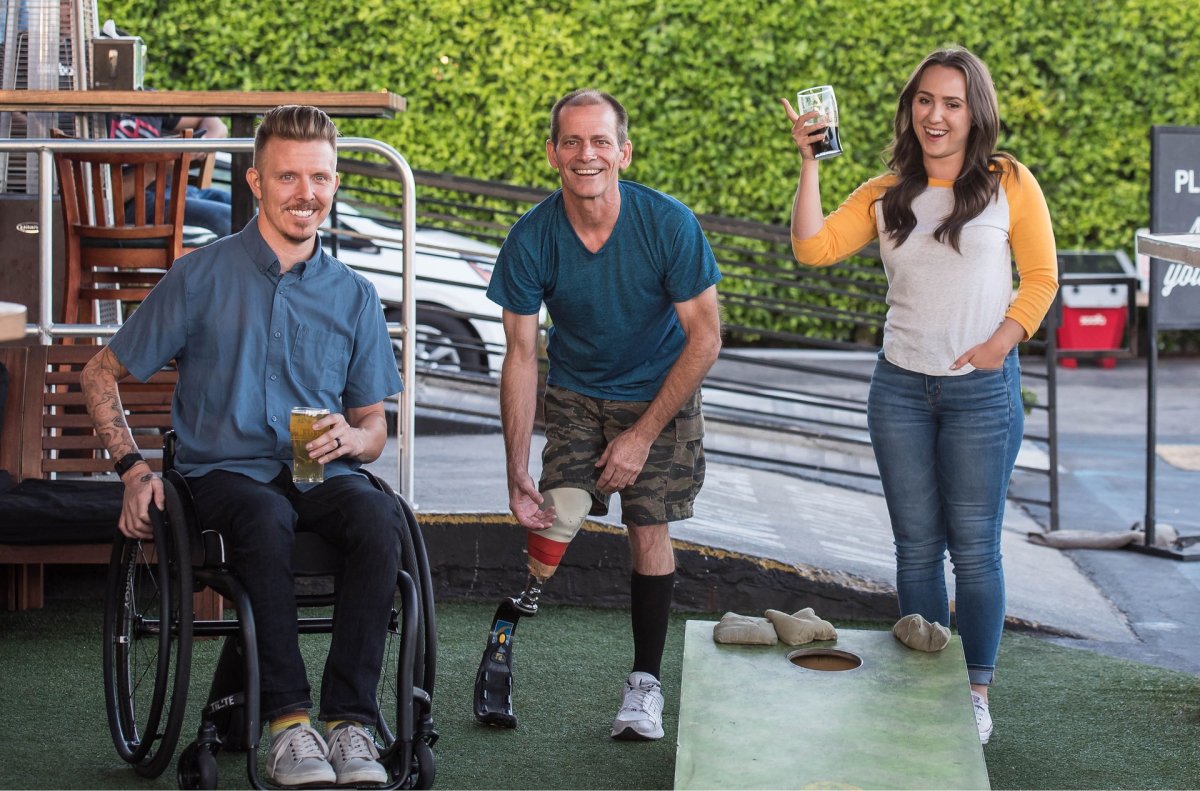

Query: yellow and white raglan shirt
<box><xmin>792</xmin><ymin>159</ymin><xmax>1059</xmax><ymax>376</ymax></box>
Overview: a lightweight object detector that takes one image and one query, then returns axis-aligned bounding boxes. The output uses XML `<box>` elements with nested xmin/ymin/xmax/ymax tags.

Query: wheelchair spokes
<box><xmin>374</xmin><ymin>566</ymin><xmax>437</xmax><ymax>790</ymax></box>
<box><xmin>374</xmin><ymin>608</ymin><xmax>402</xmax><ymax>748</ymax></box>
<box><xmin>103</xmin><ymin>504</ymin><xmax>193</xmax><ymax>779</ymax></box>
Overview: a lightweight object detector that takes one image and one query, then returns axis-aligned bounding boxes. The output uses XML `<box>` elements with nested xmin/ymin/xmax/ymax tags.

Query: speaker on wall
<box><xmin>0</xmin><ymin>194</ymin><xmax>65</xmax><ymax>335</ymax></box>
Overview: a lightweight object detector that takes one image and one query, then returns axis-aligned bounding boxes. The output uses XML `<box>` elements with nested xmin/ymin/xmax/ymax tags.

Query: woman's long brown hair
<box><xmin>879</xmin><ymin>47</ymin><xmax>1015</xmax><ymax>252</ymax></box>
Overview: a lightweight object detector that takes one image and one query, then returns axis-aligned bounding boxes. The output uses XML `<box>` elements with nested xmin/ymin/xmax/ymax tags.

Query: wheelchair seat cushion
<box><xmin>0</xmin><ymin>478</ymin><xmax>122</xmax><ymax>544</ymax></box>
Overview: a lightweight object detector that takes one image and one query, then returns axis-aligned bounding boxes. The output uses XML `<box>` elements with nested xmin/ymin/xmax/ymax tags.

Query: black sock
<box><xmin>630</xmin><ymin>571</ymin><xmax>674</xmax><ymax>680</ymax></box>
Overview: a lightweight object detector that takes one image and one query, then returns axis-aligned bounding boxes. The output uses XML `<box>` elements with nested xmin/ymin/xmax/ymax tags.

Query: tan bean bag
<box><xmin>892</xmin><ymin>613</ymin><xmax>951</xmax><ymax>652</ymax></box>
<box><xmin>765</xmin><ymin>607</ymin><xmax>837</xmax><ymax>645</ymax></box>
<box><xmin>712</xmin><ymin>612</ymin><xmax>778</xmax><ymax>645</ymax></box>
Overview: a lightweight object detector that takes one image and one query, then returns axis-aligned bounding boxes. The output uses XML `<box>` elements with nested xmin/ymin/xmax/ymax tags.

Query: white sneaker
<box><xmin>971</xmin><ymin>691</ymin><xmax>993</xmax><ymax>744</ymax></box>
<box><xmin>326</xmin><ymin>722</ymin><xmax>388</xmax><ymax>786</ymax></box>
<box><xmin>611</xmin><ymin>671</ymin><xmax>665</xmax><ymax>741</ymax></box>
<box><xmin>265</xmin><ymin>723</ymin><xmax>337</xmax><ymax>787</ymax></box>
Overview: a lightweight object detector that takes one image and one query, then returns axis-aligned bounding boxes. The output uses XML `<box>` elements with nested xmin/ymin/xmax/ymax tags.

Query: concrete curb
<box><xmin>418</xmin><ymin>512</ymin><xmax>1075</xmax><ymax>635</ymax></box>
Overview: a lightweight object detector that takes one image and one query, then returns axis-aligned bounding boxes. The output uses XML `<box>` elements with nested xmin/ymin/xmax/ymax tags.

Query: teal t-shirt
<box><xmin>486</xmin><ymin>181</ymin><xmax>721</xmax><ymax>401</ymax></box>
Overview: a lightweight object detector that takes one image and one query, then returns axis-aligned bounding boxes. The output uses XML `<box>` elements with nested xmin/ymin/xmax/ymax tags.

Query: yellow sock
<box><xmin>325</xmin><ymin>719</ymin><xmax>354</xmax><ymax>736</ymax></box>
<box><xmin>269</xmin><ymin>710</ymin><xmax>310</xmax><ymax>737</ymax></box>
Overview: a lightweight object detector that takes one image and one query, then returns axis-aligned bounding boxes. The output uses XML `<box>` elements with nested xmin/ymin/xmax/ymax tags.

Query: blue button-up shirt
<box><xmin>109</xmin><ymin>218</ymin><xmax>402</xmax><ymax>486</ymax></box>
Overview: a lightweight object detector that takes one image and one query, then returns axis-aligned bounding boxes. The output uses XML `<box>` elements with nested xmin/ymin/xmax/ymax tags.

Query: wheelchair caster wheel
<box><xmin>177</xmin><ymin>742</ymin><xmax>218</xmax><ymax>790</ymax></box>
<box><xmin>412</xmin><ymin>738</ymin><xmax>436</xmax><ymax>789</ymax></box>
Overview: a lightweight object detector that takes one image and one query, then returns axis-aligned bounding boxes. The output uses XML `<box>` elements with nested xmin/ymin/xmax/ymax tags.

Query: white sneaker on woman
<box><xmin>971</xmin><ymin>691</ymin><xmax>993</xmax><ymax>744</ymax></box>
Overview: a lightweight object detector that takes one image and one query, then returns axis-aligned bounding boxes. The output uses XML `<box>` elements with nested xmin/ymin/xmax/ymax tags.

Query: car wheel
<box><xmin>386</xmin><ymin>307</ymin><xmax>489</xmax><ymax>374</ymax></box>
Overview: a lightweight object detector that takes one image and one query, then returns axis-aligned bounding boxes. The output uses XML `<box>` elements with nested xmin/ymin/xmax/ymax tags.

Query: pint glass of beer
<box><xmin>796</xmin><ymin>85</ymin><xmax>842</xmax><ymax>160</ymax></box>
<box><xmin>290</xmin><ymin>407</ymin><xmax>330</xmax><ymax>484</ymax></box>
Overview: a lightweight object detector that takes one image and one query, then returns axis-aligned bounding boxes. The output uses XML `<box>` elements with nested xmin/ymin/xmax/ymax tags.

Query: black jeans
<box><xmin>188</xmin><ymin>468</ymin><xmax>402</xmax><ymax>722</ymax></box>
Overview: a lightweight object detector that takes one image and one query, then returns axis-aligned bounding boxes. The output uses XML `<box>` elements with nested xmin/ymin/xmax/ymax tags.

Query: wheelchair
<box><xmin>101</xmin><ymin>438</ymin><xmax>438</xmax><ymax>789</ymax></box>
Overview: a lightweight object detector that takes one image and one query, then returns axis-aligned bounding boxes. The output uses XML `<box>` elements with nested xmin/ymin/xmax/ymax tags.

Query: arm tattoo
<box><xmin>81</xmin><ymin>348</ymin><xmax>139</xmax><ymax>461</ymax></box>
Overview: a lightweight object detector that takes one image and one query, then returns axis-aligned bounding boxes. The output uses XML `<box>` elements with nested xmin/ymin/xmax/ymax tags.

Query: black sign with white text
<box><xmin>1150</xmin><ymin>126</ymin><xmax>1200</xmax><ymax>329</ymax></box>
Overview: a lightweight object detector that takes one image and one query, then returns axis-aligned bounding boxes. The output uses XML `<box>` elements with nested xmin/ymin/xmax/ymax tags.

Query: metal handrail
<box><xmin>0</xmin><ymin>136</ymin><xmax>418</xmax><ymax>502</ymax></box>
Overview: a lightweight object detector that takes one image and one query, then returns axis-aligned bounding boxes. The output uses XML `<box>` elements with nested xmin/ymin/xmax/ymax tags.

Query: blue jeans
<box><xmin>130</xmin><ymin>185</ymin><xmax>232</xmax><ymax>238</ymax></box>
<box><xmin>178</xmin><ymin>186</ymin><xmax>232</xmax><ymax>238</ymax></box>
<box><xmin>188</xmin><ymin>468</ymin><xmax>402</xmax><ymax>722</ymax></box>
<box><xmin>866</xmin><ymin>350</ymin><xmax>1023</xmax><ymax>686</ymax></box>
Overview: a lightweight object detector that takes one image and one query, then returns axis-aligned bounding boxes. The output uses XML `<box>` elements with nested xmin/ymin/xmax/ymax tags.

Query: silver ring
<box><xmin>335</xmin><ymin>437</ymin><xmax>341</xmax><ymax>448</ymax></box>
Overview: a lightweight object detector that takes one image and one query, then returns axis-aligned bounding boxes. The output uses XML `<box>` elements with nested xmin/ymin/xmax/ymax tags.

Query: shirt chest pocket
<box><xmin>292</xmin><ymin>326</ymin><xmax>349</xmax><ymax>392</ymax></box>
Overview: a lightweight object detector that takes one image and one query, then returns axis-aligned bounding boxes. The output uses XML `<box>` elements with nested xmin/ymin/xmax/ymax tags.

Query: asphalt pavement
<box><xmin>364</xmin><ymin>353</ymin><xmax>1200</xmax><ymax>677</ymax></box>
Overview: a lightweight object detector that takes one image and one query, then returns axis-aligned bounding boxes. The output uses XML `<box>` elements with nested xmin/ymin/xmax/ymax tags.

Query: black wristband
<box><xmin>114</xmin><ymin>451</ymin><xmax>146</xmax><ymax>477</ymax></box>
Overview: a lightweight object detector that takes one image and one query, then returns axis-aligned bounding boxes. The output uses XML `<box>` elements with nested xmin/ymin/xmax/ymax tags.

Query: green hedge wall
<box><xmin>103</xmin><ymin>0</ymin><xmax>1198</xmax><ymax>252</ymax></box>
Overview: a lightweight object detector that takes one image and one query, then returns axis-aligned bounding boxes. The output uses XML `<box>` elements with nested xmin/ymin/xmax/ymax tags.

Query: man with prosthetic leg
<box><xmin>474</xmin><ymin>89</ymin><xmax>722</xmax><ymax>740</ymax></box>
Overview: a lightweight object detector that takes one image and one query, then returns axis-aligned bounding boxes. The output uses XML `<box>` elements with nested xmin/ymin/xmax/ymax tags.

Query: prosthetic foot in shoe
<box><xmin>473</xmin><ymin>596</ymin><xmax>535</xmax><ymax>728</ymax></box>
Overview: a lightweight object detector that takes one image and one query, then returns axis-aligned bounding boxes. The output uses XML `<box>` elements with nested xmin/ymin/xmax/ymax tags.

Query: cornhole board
<box><xmin>675</xmin><ymin>621</ymin><xmax>989</xmax><ymax>790</ymax></box>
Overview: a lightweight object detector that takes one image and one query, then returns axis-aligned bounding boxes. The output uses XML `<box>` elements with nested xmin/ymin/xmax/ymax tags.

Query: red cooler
<box><xmin>1056</xmin><ymin>251</ymin><xmax>1137</xmax><ymax>369</ymax></box>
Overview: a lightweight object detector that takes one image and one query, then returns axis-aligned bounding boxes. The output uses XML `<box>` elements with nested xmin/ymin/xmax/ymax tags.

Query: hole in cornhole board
<box><xmin>787</xmin><ymin>648</ymin><xmax>863</xmax><ymax>672</ymax></box>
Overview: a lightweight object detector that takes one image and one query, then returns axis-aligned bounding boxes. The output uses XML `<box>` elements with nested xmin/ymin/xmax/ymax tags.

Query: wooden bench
<box><xmin>0</xmin><ymin>343</ymin><xmax>220</xmax><ymax>618</ymax></box>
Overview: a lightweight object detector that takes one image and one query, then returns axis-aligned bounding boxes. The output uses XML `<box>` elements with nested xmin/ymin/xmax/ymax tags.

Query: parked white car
<box><xmin>322</xmin><ymin>203</ymin><xmax>506</xmax><ymax>376</ymax></box>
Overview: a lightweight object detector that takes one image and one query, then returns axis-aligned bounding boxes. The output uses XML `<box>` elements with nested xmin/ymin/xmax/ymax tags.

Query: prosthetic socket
<box><xmin>524</xmin><ymin>488</ymin><xmax>592</xmax><ymax>584</ymax></box>
<box><xmin>473</xmin><ymin>488</ymin><xmax>592</xmax><ymax>727</ymax></box>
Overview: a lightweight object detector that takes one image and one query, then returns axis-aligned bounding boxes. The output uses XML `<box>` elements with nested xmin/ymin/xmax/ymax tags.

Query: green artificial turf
<box><xmin>1</xmin><ymin>598</ymin><xmax>1198</xmax><ymax>789</ymax></box>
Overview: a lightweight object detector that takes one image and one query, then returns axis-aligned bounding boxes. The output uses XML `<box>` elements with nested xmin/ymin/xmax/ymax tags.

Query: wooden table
<box><xmin>1136</xmin><ymin>232</ymin><xmax>1200</xmax><ymax>268</ymax></box>
<box><xmin>0</xmin><ymin>90</ymin><xmax>405</xmax><ymax>230</ymax></box>
<box><xmin>0</xmin><ymin>89</ymin><xmax>405</xmax><ymax>116</ymax></box>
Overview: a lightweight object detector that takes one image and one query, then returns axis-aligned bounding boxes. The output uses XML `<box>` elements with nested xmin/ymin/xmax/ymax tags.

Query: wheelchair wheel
<box><xmin>370</xmin><ymin>496</ymin><xmax>437</xmax><ymax>789</ymax></box>
<box><xmin>102</xmin><ymin>484</ymin><xmax>194</xmax><ymax>778</ymax></box>
<box><xmin>397</xmin><ymin>493</ymin><xmax>437</xmax><ymax>698</ymax></box>
<box><xmin>374</xmin><ymin>571</ymin><xmax>418</xmax><ymax>751</ymax></box>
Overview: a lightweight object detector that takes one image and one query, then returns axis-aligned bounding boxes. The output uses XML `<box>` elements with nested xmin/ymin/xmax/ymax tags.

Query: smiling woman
<box><xmin>781</xmin><ymin>45</ymin><xmax>1059</xmax><ymax>748</ymax></box>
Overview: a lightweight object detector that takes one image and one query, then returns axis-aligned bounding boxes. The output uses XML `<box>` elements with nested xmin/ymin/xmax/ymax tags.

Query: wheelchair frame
<box><xmin>101</xmin><ymin>456</ymin><xmax>438</xmax><ymax>789</ymax></box>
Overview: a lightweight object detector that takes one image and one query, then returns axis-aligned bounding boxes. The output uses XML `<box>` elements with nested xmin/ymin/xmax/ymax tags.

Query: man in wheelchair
<box><xmin>82</xmin><ymin>105</ymin><xmax>403</xmax><ymax>788</ymax></box>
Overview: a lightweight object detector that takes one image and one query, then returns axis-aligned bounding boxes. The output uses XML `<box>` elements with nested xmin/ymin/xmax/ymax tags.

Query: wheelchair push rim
<box><xmin>102</xmin><ymin>485</ymin><xmax>193</xmax><ymax>777</ymax></box>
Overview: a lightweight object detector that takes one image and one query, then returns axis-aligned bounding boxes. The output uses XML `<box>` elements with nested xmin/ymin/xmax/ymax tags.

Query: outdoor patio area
<box><xmin>2</xmin><ymin>593</ymin><xmax>1198</xmax><ymax>789</ymax></box>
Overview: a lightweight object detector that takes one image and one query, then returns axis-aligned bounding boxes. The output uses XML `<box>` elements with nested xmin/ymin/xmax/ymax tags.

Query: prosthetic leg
<box><xmin>473</xmin><ymin>488</ymin><xmax>592</xmax><ymax>727</ymax></box>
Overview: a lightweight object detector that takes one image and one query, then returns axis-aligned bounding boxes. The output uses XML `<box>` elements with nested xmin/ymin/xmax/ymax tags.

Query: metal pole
<box><xmin>37</xmin><ymin>146</ymin><xmax>54</xmax><ymax>344</ymax></box>
<box><xmin>1046</xmin><ymin>291</ymin><xmax>1061</xmax><ymax>532</ymax></box>
<box><xmin>397</xmin><ymin>148</ymin><xmax>417</xmax><ymax>505</ymax></box>
<box><xmin>1144</xmin><ymin>258</ymin><xmax>1159</xmax><ymax>547</ymax></box>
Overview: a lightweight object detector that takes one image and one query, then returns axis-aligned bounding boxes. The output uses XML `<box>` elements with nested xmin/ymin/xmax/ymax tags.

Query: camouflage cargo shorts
<box><xmin>539</xmin><ymin>385</ymin><xmax>706</xmax><ymax>527</ymax></box>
